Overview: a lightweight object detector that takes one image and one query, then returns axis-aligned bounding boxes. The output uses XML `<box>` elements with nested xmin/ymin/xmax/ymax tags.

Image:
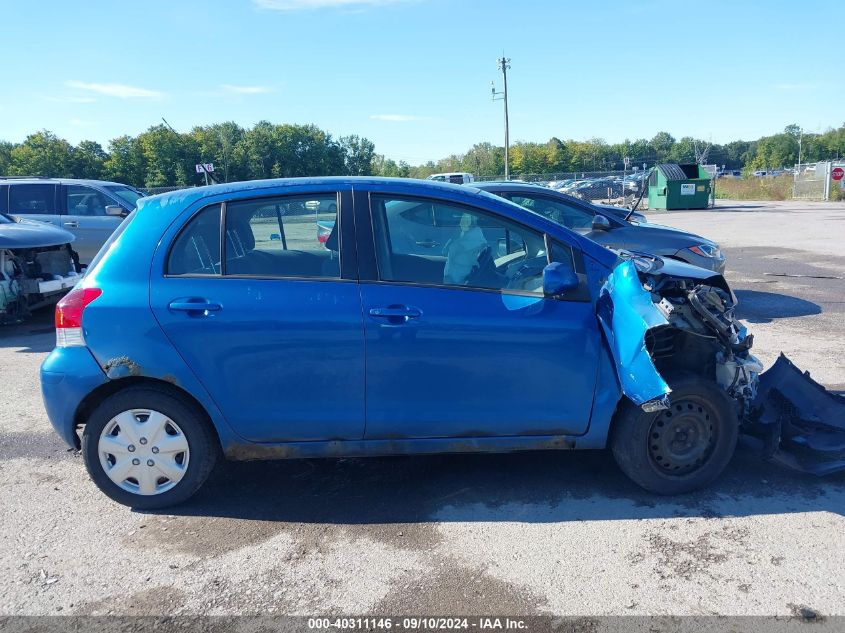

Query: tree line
<box><xmin>0</xmin><ymin>122</ymin><xmax>377</xmax><ymax>188</ymax></box>
<box><xmin>1</xmin><ymin>122</ymin><xmax>843</xmax><ymax>187</ymax></box>
<box><xmin>389</xmin><ymin>124</ymin><xmax>845</xmax><ymax>179</ymax></box>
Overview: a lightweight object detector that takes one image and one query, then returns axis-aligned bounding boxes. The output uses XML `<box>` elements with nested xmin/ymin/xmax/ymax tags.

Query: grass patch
<box><xmin>713</xmin><ymin>175</ymin><xmax>794</xmax><ymax>201</ymax></box>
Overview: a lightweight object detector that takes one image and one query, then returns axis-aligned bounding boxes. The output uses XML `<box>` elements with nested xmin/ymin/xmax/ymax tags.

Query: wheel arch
<box><xmin>72</xmin><ymin>377</ymin><xmax>223</xmax><ymax>451</ymax></box>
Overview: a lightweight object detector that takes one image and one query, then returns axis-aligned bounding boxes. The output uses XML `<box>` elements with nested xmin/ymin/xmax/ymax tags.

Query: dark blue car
<box><xmin>40</xmin><ymin>177</ymin><xmax>764</xmax><ymax>508</ymax></box>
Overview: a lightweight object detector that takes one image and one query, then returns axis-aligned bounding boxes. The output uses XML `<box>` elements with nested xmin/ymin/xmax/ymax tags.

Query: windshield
<box><xmin>104</xmin><ymin>185</ymin><xmax>143</xmax><ymax>208</ymax></box>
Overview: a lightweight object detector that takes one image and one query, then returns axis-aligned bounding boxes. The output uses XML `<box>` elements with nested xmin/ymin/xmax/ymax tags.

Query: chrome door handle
<box><xmin>63</xmin><ymin>222</ymin><xmax>79</xmax><ymax>228</ymax></box>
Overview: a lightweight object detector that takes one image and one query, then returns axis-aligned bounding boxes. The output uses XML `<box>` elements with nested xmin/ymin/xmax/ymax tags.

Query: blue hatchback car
<box><xmin>40</xmin><ymin>177</ymin><xmax>764</xmax><ymax>508</ymax></box>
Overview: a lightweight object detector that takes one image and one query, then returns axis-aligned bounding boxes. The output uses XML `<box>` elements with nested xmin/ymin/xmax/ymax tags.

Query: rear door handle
<box><xmin>168</xmin><ymin>298</ymin><xmax>222</xmax><ymax>314</ymax></box>
<box><xmin>415</xmin><ymin>240</ymin><xmax>439</xmax><ymax>248</ymax></box>
<box><xmin>63</xmin><ymin>221</ymin><xmax>79</xmax><ymax>228</ymax></box>
<box><xmin>368</xmin><ymin>305</ymin><xmax>422</xmax><ymax>324</ymax></box>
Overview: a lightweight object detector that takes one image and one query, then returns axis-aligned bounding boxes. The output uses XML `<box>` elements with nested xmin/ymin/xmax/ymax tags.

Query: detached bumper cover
<box><xmin>747</xmin><ymin>354</ymin><xmax>845</xmax><ymax>475</ymax></box>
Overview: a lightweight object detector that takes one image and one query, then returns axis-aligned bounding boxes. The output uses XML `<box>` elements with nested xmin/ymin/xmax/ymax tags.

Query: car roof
<box><xmin>145</xmin><ymin>176</ymin><xmax>474</xmax><ymax>206</ymax></box>
<box><xmin>0</xmin><ymin>177</ymin><xmax>132</xmax><ymax>188</ymax></box>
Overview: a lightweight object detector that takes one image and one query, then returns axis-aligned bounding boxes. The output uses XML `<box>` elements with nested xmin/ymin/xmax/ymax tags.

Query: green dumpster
<box><xmin>648</xmin><ymin>163</ymin><xmax>712</xmax><ymax>210</ymax></box>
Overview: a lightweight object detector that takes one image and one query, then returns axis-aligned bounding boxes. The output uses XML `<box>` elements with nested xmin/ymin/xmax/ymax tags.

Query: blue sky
<box><xmin>1</xmin><ymin>0</ymin><xmax>841</xmax><ymax>163</ymax></box>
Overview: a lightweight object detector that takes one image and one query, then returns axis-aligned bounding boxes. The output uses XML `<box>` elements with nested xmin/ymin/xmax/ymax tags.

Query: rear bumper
<box><xmin>40</xmin><ymin>346</ymin><xmax>107</xmax><ymax>448</ymax></box>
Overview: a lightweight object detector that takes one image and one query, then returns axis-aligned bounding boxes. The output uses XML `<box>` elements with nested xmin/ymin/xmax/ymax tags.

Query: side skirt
<box><xmin>224</xmin><ymin>434</ymin><xmax>586</xmax><ymax>461</ymax></box>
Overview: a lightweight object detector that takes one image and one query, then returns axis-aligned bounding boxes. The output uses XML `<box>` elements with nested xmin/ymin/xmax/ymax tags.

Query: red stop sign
<box><xmin>833</xmin><ymin>167</ymin><xmax>845</xmax><ymax>181</ymax></box>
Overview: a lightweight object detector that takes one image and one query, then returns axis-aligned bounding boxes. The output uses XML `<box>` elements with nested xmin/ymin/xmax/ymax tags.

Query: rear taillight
<box><xmin>55</xmin><ymin>287</ymin><xmax>102</xmax><ymax>347</ymax></box>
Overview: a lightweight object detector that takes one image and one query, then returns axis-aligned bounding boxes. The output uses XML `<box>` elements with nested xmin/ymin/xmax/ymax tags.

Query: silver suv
<box><xmin>0</xmin><ymin>177</ymin><xmax>143</xmax><ymax>264</ymax></box>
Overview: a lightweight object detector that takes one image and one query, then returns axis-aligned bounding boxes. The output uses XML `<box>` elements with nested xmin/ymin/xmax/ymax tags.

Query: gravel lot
<box><xmin>1</xmin><ymin>199</ymin><xmax>843</xmax><ymax>618</ymax></box>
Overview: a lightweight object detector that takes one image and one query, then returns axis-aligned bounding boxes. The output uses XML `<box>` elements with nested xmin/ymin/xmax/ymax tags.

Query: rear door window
<box><xmin>223</xmin><ymin>194</ymin><xmax>340</xmax><ymax>279</ymax></box>
<box><xmin>9</xmin><ymin>184</ymin><xmax>56</xmax><ymax>215</ymax></box>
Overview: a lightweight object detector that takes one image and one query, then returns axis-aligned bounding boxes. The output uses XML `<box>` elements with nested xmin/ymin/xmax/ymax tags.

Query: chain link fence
<box><xmin>477</xmin><ymin>169</ymin><xmax>652</xmax><ymax>207</ymax></box>
<box><xmin>793</xmin><ymin>162</ymin><xmax>845</xmax><ymax>200</ymax></box>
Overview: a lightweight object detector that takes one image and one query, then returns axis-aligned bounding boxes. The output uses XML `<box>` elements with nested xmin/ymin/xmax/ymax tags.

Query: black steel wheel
<box><xmin>610</xmin><ymin>374</ymin><xmax>738</xmax><ymax>495</ymax></box>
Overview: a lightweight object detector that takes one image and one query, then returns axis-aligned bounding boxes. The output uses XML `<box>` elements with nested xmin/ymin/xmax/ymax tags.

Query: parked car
<box><xmin>39</xmin><ymin>176</ymin><xmax>772</xmax><ymax>509</ymax></box>
<box><xmin>571</xmin><ymin>179</ymin><xmax>622</xmax><ymax>200</ymax></box>
<box><xmin>0</xmin><ymin>212</ymin><xmax>82</xmax><ymax>323</ymax></box>
<box><xmin>474</xmin><ymin>182</ymin><xmax>725</xmax><ymax>273</ymax></box>
<box><xmin>0</xmin><ymin>177</ymin><xmax>144</xmax><ymax>264</ymax></box>
<box><xmin>427</xmin><ymin>172</ymin><xmax>475</xmax><ymax>185</ymax></box>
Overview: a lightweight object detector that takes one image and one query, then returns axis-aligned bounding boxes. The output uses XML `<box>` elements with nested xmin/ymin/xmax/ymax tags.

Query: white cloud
<box><xmin>370</xmin><ymin>114</ymin><xmax>426</xmax><ymax>122</ymax></box>
<box><xmin>66</xmin><ymin>81</ymin><xmax>164</xmax><ymax>99</ymax></box>
<box><xmin>255</xmin><ymin>0</ymin><xmax>411</xmax><ymax>10</ymax></box>
<box><xmin>220</xmin><ymin>84</ymin><xmax>274</xmax><ymax>94</ymax></box>
<box><xmin>773</xmin><ymin>82</ymin><xmax>818</xmax><ymax>92</ymax></box>
<box><xmin>45</xmin><ymin>95</ymin><xmax>97</xmax><ymax>104</ymax></box>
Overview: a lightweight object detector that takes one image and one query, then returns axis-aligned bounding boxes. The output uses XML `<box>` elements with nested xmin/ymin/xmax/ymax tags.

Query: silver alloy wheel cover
<box><xmin>98</xmin><ymin>409</ymin><xmax>190</xmax><ymax>496</ymax></box>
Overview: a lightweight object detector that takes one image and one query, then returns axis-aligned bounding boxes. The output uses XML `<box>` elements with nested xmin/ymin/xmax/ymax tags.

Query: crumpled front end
<box><xmin>599</xmin><ymin>254</ymin><xmax>844</xmax><ymax>476</ymax></box>
<box><xmin>598</xmin><ymin>256</ymin><xmax>763</xmax><ymax>416</ymax></box>
<box><xmin>745</xmin><ymin>354</ymin><xmax>845</xmax><ymax>475</ymax></box>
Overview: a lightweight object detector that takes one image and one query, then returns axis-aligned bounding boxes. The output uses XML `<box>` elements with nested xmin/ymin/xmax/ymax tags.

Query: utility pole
<box><xmin>797</xmin><ymin>127</ymin><xmax>803</xmax><ymax>171</ymax></box>
<box><xmin>491</xmin><ymin>56</ymin><xmax>511</xmax><ymax>180</ymax></box>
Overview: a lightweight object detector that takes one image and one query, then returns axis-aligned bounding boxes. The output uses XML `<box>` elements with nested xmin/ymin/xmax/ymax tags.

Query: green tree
<box><xmin>72</xmin><ymin>140</ymin><xmax>107</xmax><ymax>179</ymax></box>
<box><xmin>338</xmin><ymin>135</ymin><xmax>376</xmax><ymax>175</ymax></box>
<box><xmin>0</xmin><ymin>141</ymin><xmax>13</xmax><ymax>176</ymax></box>
<box><xmin>137</xmin><ymin>125</ymin><xmax>198</xmax><ymax>187</ymax></box>
<box><xmin>649</xmin><ymin>132</ymin><xmax>676</xmax><ymax>162</ymax></box>
<box><xmin>191</xmin><ymin>122</ymin><xmax>246</xmax><ymax>182</ymax></box>
<box><xmin>103</xmin><ymin>135</ymin><xmax>146</xmax><ymax>186</ymax></box>
<box><xmin>8</xmin><ymin>130</ymin><xmax>74</xmax><ymax>177</ymax></box>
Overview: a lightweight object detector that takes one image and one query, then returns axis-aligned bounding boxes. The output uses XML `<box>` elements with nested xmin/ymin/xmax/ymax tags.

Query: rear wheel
<box><xmin>82</xmin><ymin>386</ymin><xmax>219</xmax><ymax>509</ymax></box>
<box><xmin>610</xmin><ymin>374</ymin><xmax>738</xmax><ymax>494</ymax></box>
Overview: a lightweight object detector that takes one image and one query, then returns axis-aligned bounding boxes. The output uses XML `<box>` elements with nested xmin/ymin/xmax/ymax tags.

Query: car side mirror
<box><xmin>105</xmin><ymin>205</ymin><xmax>126</xmax><ymax>217</ymax></box>
<box><xmin>543</xmin><ymin>262</ymin><xmax>579</xmax><ymax>297</ymax></box>
<box><xmin>592</xmin><ymin>214</ymin><xmax>611</xmax><ymax>231</ymax></box>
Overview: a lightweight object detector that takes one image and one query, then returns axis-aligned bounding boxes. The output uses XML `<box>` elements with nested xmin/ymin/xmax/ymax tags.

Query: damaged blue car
<box><xmin>40</xmin><ymin>178</ymin><xmax>799</xmax><ymax>508</ymax></box>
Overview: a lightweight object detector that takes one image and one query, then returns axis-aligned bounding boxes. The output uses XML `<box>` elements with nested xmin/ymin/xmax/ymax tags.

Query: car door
<box><xmin>61</xmin><ymin>184</ymin><xmax>125</xmax><ymax>264</ymax></box>
<box><xmin>149</xmin><ymin>187</ymin><xmax>365</xmax><ymax>443</ymax></box>
<box><xmin>8</xmin><ymin>183</ymin><xmax>61</xmax><ymax>227</ymax></box>
<box><xmin>358</xmin><ymin>190</ymin><xmax>601</xmax><ymax>440</ymax></box>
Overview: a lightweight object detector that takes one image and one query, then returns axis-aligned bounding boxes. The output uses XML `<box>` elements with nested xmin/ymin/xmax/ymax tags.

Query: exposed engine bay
<box><xmin>0</xmin><ymin>245</ymin><xmax>82</xmax><ymax>324</ymax></box>
<box><xmin>629</xmin><ymin>253</ymin><xmax>845</xmax><ymax>476</ymax></box>
<box><xmin>642</xmin><ymin>269</ymin><xmax>763</xmax><ymax>417</ymax></box>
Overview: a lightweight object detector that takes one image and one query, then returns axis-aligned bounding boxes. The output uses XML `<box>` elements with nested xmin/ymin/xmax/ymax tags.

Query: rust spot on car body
<box><xmin>103</xmin><ymin>356</ymin><xmax>141</xmax><ymax>379</ymax></box>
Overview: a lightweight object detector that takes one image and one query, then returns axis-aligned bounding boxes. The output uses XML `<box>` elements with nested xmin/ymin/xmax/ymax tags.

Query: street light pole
<box><xmin>491</xmin><ymin>56</ymin><xmax>511</xmax><ymax>180</ymax></box>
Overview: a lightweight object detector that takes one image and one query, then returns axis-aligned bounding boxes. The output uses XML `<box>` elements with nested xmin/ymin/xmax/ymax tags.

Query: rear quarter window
<box><xmin>84</xmin><ymin>210</ymin><xmax>137</xmax><ymax>276</ymax></box>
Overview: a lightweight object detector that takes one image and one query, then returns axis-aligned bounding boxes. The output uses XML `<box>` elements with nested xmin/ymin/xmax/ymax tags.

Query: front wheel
<box><xmin>610</xmin><ymin>374</ymin><xmax>738</xmax><ymax>495</ymax></box>
<box><xmin>82</xmin><ymin>386</ymin><xmax>219</xmax><ymax>509</ymax></box>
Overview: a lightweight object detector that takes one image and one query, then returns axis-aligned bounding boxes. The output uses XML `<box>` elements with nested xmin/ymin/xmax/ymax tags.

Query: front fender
<box><xmin>595</xmin><ymin>259</ymin><xmax>671</xmax><ymax>408</ymax></box>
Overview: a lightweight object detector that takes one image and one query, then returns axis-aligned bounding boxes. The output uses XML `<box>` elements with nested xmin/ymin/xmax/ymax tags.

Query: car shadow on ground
<box><xmin>0</xmin><ymin>308</ymin><xmax>56</xmax><ymax>353</ymax></box>
<box><xmin>733</xmin><ymin>289</ymin><xmax>821</xmax><ymax>323</ymax></box>
<box><xmin>159</xmin><ymin>444</ymin><xmax>845</xmax><ymax>525</ymax></box>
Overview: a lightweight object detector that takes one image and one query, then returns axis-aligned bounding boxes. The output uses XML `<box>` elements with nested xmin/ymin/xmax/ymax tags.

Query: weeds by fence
<box><xmin>714</xmin><ymin>175</ymin><xmax>793</xmax><ymax>201</ymax></box>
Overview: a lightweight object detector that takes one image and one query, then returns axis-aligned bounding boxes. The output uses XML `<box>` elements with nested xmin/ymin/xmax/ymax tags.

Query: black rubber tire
<box><xmin>610</xmin><ymin>374</ymin><xmax>738</xmax><ymax>495</ymax></box>
<box><xmin>82</xmin><ymin>386</ymin><xmax>219</xmax><ymax>509</ymax></box>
